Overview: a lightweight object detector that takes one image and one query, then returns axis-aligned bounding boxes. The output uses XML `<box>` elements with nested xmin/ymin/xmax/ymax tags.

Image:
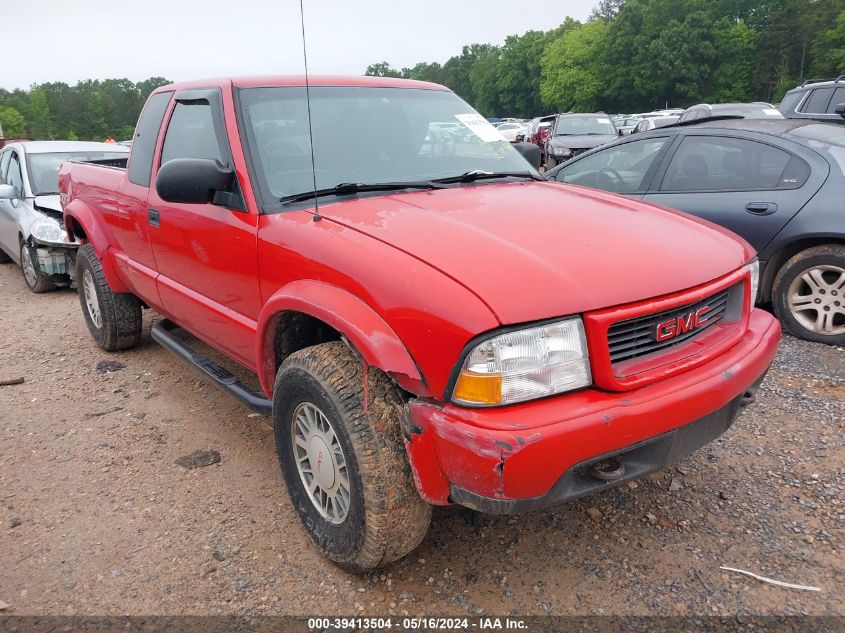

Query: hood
<box><xmin>549</xmin><ymin>134</ymin><xmax>617</xmax><ymax>149</ymax></box>
<box><xmin>320</xmin><ymin>182</ymin><xmax>754</xmax><ymax>325</ymax></box>
<box><xmin>33</xmin><ymin>195</ymin><xmax>63</xmax><ymax>220</ymax></box>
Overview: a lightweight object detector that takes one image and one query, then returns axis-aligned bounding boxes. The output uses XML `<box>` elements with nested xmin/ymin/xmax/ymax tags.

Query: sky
<box><xmin>3</xmin><ymin>0</ymin><xmax>596</xmax><ymax>90</ymax></box>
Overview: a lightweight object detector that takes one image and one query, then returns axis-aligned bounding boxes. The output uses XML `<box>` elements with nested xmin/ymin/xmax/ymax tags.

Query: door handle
<box><xmin>745</xmin><ymin>202</ymin><xmax>778</xmax><ymax>216</ymax></box>
<box><xmin>148</xmin><ymin>208</ymin><xmax>160</xmax><ymax>227</ymax></box>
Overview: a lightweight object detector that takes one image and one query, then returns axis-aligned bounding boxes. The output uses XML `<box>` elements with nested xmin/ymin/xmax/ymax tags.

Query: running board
<box><xmin>151</xmin><ymin>320</ymin><xmax>272</xmax><ymax>415</ymax></box>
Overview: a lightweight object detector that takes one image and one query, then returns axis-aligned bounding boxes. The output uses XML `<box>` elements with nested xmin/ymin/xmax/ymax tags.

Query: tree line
<box><xmin>366</xmin><ymin>0</ymin><xmax>845</xmax><ymax>118</ymax></box>
<box><xmin>0</xmin><ymin>77</ymin><xmax>170</xmax><ymax>142</ymax></box>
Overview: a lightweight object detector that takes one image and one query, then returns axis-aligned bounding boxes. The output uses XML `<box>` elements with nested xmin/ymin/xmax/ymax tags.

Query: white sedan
<box><xmin>496</xmin><ymin>122</ymin><xmax>527</xmax><ymax>142</ymax></box>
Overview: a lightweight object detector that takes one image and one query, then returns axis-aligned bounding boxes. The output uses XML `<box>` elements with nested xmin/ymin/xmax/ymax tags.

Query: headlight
<box><xmin>744</xmin><ymin>259</ymin><xmax>760</xmax><ymax>305</ymax></box>
<box><xmin>452</xmin><ymin>318</ymin><xmax>592</xmax><ymax>406</ymax></box>
<box><xmin>553</xmin><ymin>147</ymin><xmax>572</xmax><ymax>156</ymax></box>
<box><xmin>30</xmin><ymin>218</ymin><xmax>67</xmax><ymax>244</ymax></box>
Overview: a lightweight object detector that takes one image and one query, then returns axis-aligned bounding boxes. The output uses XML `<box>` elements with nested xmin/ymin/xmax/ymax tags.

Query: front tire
<box><xmin>20</xmin><ymin>240</ymin><xmax>56</xmax><ymax>293</ymax></box>
<box><xmin>273</xmin><ymin>341</ymin><xmax>431</xmax><ymax>571</ymax></box>
<box><xmin>76</xmin><ymin>243</ymin><xmax>142</xmax><ymax>351</ymax></box>
<box><xmin>772</xmin><ymin>244</ymin><xmax>845</xmax><ymax>345</ymax></box>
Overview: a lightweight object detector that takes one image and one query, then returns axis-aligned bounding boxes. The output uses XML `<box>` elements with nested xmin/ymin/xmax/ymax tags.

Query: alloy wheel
<box><xmin>21</xmin><ymin>245</ymin><xmax>37</xmax><ymax>288</ymax></box>
<box><xmin>82</xmin><ymin>269</ymin><xmax>103</xmax><ymax>329</ymax></box>
<box><xmin>787</xmin><ymin>264</ymin><xmax>845</xmax><ymax>336</ymax></box>
<box><xmin>291</xmin><ymin>401</ymin><xmax>351</xmax><ymax>524</ymax></box>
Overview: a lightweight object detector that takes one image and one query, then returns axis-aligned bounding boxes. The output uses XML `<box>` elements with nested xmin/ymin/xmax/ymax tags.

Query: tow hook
<box><xmin>589</xmin><ymin>457</ymin><xmax>625</xmax><ymax>482</ymax></box>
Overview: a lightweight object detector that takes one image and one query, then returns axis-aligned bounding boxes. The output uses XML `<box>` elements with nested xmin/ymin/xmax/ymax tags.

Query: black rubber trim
<box><xmin>450</xmin><ymin>371</ymin><xmax>768</xmax><ymax>514</ymax></box>
<box><xmin>151</xmin><ymin>319</ymin><xmax>271</xmax><ymax>415</ymax></box>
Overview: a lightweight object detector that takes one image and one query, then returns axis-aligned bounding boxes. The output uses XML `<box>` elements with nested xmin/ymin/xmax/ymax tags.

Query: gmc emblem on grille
<box><xmin>655</xmin><ymin>306</ymin><xmax>711</xmax><ymax>342</ymax></box>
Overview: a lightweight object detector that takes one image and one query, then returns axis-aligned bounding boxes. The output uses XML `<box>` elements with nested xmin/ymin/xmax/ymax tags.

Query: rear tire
<box><xmin>20</xmin><ymin>240</ymin><xmax>56</xmax><ymax>293</ymax></box>
<box><xmin>76</xmin><ymin>243</ymin><xmax>142</xmax><ymax>351</ymax></box>
<box><xmin>273</xmin><ymin>341</ymin><xmax>431</xmax><ymax>571</ymax></box>
<box><xmin>772</xmin><ymin>244</ymin><xmax>845</xmax><ymax>345</ymax></box>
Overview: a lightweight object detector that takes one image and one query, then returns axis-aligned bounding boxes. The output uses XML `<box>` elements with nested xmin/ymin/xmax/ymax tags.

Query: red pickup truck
<box><xmin>59</xmin><ymin>76</ymin><xmax>780</xmax><ymax>570</ymax></box>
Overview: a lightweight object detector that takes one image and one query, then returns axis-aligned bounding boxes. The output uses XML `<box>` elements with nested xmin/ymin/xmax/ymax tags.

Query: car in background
<box><xmin>633</xmin><ymin>115</ymin><xmax>680</xmax><ymax>133</ymax></box>
<box><xmin>496</xmin><ymin>121</ymin><xmax>527</xmax><ymax>142</ymax></box>
<box><xmin>635</xmin><ymin>109</ymin><xmax>684</xmax><ymax>119</ymax></box>
<box><xmin>0</xmin><ymin>141</ymin><xmax>129</xmax><ymax>292</ymax></box>
<box><xmin>678</xmin><ymin>103</ymin><xmax>784</xmax><ymax>124</ymax></box>
<box><xmin>778</xmin><ymin>77</ymin><xmax>845</xmax><ymax>125</ymax></box>
<box><xmin>524</xmin><ymin>114</ymin><xmax>556</xmax><ymax>162</ymax></box>
<box><xmin>544</xmin><ymin>119</ymin><xmax>845</xmax><ymax>345</ymax></box>
<box><xmin>543</xmin><ymin>113</ymin><xmax>620</xmax><ymax>170</ymax></box>
<box><xmin>613</xmin><ymin>116</ymin><xmax>642</xmax><ymax>135</ymax></box>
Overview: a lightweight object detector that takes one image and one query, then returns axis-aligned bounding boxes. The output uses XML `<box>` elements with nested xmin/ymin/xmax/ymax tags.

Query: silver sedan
<box><xmin>0</xmin><ymin>141</ymin><xmax>128</xmax><ymax>292</ymax></box>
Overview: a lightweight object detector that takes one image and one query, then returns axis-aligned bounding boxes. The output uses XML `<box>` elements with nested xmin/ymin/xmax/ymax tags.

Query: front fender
<box><xmin>256</xmin><ymin>280</ymin><xmax>427</xmax><ymax>398</ymax></box>
<box><xmin>63</xmin><ymin>200</ymin><xmax>128</xmax><ymax>292</ymax></box>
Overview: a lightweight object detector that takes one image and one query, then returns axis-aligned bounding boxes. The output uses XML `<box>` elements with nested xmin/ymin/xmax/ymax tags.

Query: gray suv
<box><xmin>778</xmin><ymin>77</ymin><xmax>845</xmax><ymax>124</ymax></box>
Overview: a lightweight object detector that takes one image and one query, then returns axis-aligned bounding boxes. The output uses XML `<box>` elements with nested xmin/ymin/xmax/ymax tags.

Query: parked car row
<box><xmin>0</xmin><ymin>141</ymin><xmax>129</xmax><ymax>292</ymax></box>
<box><xmin>546</xmin><ymin>115</ymin><xmax>845</xmax><ymax>345</ymax></box>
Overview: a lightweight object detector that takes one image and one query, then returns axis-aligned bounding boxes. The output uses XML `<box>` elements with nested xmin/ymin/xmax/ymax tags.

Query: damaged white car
<box><xmin>0</xmin><ymin>141</ymin><xmax>128</xmax><ymax>292</ymax></box>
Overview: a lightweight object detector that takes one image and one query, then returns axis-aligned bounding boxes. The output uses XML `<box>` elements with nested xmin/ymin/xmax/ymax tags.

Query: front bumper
<box><xmin>403</xmin><ymin>309</ymin><xmax>781</xmax><ymax>511</ymax></box>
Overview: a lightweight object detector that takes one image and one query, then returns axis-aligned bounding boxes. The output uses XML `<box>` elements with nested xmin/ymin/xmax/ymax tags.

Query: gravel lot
<box><xmin>0</xmin><ymin>261</ymin><xmax>843</xmax><ymax>617</ymax></box>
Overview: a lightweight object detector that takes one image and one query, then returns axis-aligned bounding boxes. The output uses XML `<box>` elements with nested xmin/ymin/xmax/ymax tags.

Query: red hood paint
<box><xmin>320</xmin><ymin>181</ymin><xmax>755</xmax><ymax>325</ymax></box>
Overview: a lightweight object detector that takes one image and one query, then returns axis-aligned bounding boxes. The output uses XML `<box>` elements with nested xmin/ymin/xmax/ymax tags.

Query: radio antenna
<box><xmin>299</xmin><ymin>0</ymin><xmax>321</xmax><ymax>221</ymax></box>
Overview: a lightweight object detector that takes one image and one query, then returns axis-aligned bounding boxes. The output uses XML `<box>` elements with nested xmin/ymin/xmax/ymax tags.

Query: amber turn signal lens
<box><xmin>452</xmin><ymin>370</ymin><xmax>502</xmax><ymax>405</ymax></box>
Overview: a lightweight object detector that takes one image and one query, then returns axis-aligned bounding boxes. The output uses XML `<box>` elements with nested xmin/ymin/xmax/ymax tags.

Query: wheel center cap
<box><xmin>308</xmin><ymin>435</ymin><xmax>335</xmax><ymax>489</ymax></box>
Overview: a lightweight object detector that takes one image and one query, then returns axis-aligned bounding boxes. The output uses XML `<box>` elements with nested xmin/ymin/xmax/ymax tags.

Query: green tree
<box><xmin>710</xmin><ymin>18</ymin><xmax>758</xmax><ymax>103</ymax></box>
<box><xmin>811</xmin><ymin>10</ymin><xmax>845</xmax><ymax>77</ymax></box>
<box><xmin>0</xmin><ymin>106</ymin><xmax>27</xmax><ymax>137</ymax></box>
<box><xmin>496</xmin><ymin>31</ymin><xmax>548</xmax><ymax>117</ymax></box>
<box><xmin>364</xmin><ymin>62</ymin><xmax>404</xmax><ymax>77</ymax></box>
<box><xmin>27</xmin><ymin>87</ymin><xmax>53</xmax><ymax>139</ymax></box>
<box><xmin>541</xmin><ymin>19</ymin><xmax>610</xmax><ymax>112</ymax></box>
<box><xmin>468</xmin><ymin>45</ymin><xmax>502</xmax><ymax>116</ymax></box>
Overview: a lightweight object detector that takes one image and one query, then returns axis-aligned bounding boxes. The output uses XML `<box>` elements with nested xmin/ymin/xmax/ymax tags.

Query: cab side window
<box><xmin>160</xmin><ymin>102</ymin><xmax>224</xmax><ymax>166</ymax></box>
<box><xmin>6</xmin><ymin>151</ymin><xmax>24</xmax><ymax>197</ymax></box>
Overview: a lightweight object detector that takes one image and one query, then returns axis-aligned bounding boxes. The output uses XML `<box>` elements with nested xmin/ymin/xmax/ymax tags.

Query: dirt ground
<box><xmin>0</xmin><ymin>261</ymin><xmax>843</xmax><ymax>618</ymax></box>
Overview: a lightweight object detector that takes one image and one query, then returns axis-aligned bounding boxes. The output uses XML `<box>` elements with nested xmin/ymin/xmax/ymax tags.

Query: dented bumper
<box><xmin>403</xmin><ymin>309</ymin><xmax>781</xmax><ymax>511</ymax></box>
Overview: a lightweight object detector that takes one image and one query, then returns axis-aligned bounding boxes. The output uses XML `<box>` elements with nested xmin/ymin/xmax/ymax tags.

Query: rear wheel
<box><xmin>273</xmin><ymin>341</ymin><xmax>431</xmax><ymax>571</ymax></box>
<box><xmin>20</xmin><ymin>240</ymin><xmax>56</xmax><ymax>293</ymax></box>
<box><xmin>772</xmin><ymin>244</ymin><xmax>845</xmax><ymax>345</ymax></box>
<box><xmin>76</xmin><ymin>244</ymin><xmax>142</xmax><ymax>351</ymax></box>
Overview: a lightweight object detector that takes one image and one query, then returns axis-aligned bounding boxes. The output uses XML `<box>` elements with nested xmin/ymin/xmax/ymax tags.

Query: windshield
<box><xmin>237</xmin><ymin>86</ymin><xmax>538</xmax><ymax>207</ymax></box>
<box><xmin>554</xmin><ymin>116</ymin><xmax>616</xmax><ymax>136</ymax></box>
<box><xmin>26</xmin><ymin>151</ymin><xmax>128</xmax><ymax>195</ymax></box>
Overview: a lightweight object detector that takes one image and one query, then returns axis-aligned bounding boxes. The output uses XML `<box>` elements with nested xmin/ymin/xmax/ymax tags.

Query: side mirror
<box><xmin>156</xmin><ymin>158</ymin><xmax>235</xmax><ymax>205</ymax></box>
<box><xmin>0</xmin><ymin>184</ymin><xmax>16</xmax><ymax>199</ymax></box>
<box><xmin>513</xmin><ymin>142</ymin><xmax>541</xmax><ymax>170</ymax></box>
<box><xmin>836</xmin><ymin>103</ymin><xmax>845</xmax><ymax>119</ymax></box>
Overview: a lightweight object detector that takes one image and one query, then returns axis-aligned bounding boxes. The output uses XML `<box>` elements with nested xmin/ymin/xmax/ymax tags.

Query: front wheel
<box><xmin>772</xmin><ymin>244</ymin><xmax>845</xmax><ymax>345</ymax></box>
<box><xmin>273</xmin><ymin>341</ymin><xmax>431</xmax><ymax>571</ymax></box>
<box><xmin>76</xmin><ymin>244</ymin><xmax>142</xmax><ymax>351</ymax></box>
<box><xmin>20</xmin><ymin>240</ymin><xmax>56</xmax><ymax>293</ymax></box>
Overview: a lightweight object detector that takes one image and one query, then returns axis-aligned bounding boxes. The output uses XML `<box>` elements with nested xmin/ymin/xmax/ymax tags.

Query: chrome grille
<box><xmin>608</xmin><ymin>288</ymin><xmax>732</xmax><ymax>364</ymax></box>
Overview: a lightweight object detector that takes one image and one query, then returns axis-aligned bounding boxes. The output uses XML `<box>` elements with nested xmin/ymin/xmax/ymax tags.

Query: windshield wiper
<box><xmin>280</xmin><ymin>181</ymin><xmax>447</xmax><ymax>205</ymax></box>
<box><xmin>431</xmin><ymin>170</ymin><xmax>544</xmax><ymax>184</ymax></box>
